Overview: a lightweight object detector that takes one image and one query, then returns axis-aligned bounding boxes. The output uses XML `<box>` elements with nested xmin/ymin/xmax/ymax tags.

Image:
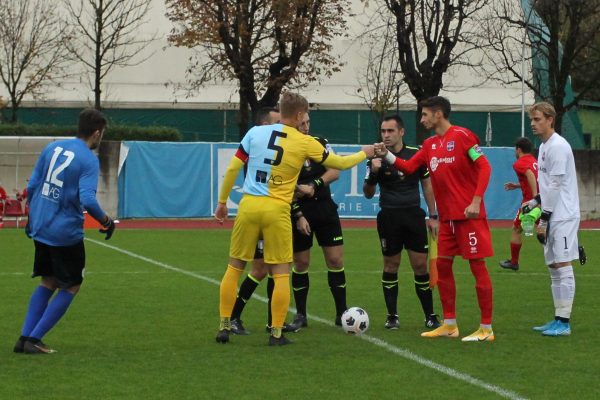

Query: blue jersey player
<box><xmin>14</xmin><ymin>109</ymin><xmax>116</xmax><ymax>354</ymax></box>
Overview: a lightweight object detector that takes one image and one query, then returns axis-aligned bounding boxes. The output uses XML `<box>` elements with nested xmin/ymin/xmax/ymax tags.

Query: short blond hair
<box><xmin>529</xmin><ymin>102</ymin><xmax>556</xmax><ymax>127</ymax></box>
<box><xmin>279</xmin><ymin>92</ymin><xmax>309</xmax><ymax>119</ymax></box>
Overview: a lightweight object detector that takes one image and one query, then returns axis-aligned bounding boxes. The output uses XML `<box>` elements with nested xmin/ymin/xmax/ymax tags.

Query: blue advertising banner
<box><xmin>118</xmin><ymin>141</ymin><xmax>212</xmax><ymax>218</ymax></box>
<box><xmin>118</xmin><ymin>142</ymin><xmax>522</xmax><ymax>220</ymax></box>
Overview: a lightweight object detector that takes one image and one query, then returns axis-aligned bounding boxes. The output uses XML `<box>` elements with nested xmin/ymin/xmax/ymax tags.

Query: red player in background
<box><xmin>499</xmin><ymin>138</ymin><xmax>539</xmax><ymax>271</ymax></box>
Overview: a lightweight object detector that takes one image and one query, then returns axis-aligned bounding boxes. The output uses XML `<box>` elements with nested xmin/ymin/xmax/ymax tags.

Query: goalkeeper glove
<box><xmin>99</xmin><ymin>216</ymin><xmax>116</xmax><ymax>240</ymax></box>
<box><xmin>535</xmin><ymin>210</ymin><xmax>552</xmax><ymax>245</ymax></box>
<box><xmin>521</xmin><ymin>194</ymin><xmax>541</xmax><ymax>214</ymax></box>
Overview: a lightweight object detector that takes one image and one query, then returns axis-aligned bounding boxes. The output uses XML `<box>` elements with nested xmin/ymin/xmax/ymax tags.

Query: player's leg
<box><xmin>315</xmin><ymin>203</ymin><xmax>346</xmax><ymax>325</ymax></box>
<box><xmin>322</xmin><ymin>245</ymin><xmax>345</xmax><ymax>325</ymax></box>
<box><xmin>500</xmin><ymin>211</ymin><xmax>522</xmax><ymax>271</ymax></box>
<box><xmin>217</xmin><ymin>197</ymin><xmax>258</xmax><ymax>343</ymax></box>
<box><xmin>284</xmin><ymin>219</ymin><xmax>313</xmax><ymax>332</ymax></box>
<box><xmin>404</xmin><ymin>207</ymin><xmax>440</xmax><ymax>329</ymax></box>
<box><xmin>24</xmin><ymin>241</ymin><xmax>85</xmax><ymax>354</ymax></box>
<box><xmin>407</xmin><ymin>250</ymin><xmax>440</xmax><ymax>328</ymax></box>
<box><xmin>268</xmin><ymin>263</ymin><xmax>291</xmax><ymax>345</ymax></box>
<box><xmin>382</xmin><ymin>254</ymin><xmax>401</xmax><ymax>329</ymax></box>
<box><xmin>230</xmin><ymin>242</ymin><xmax>268</xmax><ymax>335</ymax></box>
<box><xmin>456</xmin><ymin>219</ymin><xmax>495</xmax><ymax>342</ymax></box>
<box><xmin>263</xmin><ymin>199</ymin><xmax>294</xmax><ymax>345</ymax></box>
<box><xmin>422</xmin><ymin>221</ymin><xmax>459</xmax><ymax>338</ymax></box>
<box><xmin>377</xmin><ymin>209</ymin><xmax>401</xmax><ymax>329</ymax></box>
<box><xmin>15</xmin><ymin>241</ymin><xmax>56</xmax><ymax>353</ymax></box>
<box><xmin>266</xmin><ymin>270</ymin><xmax>274</xmax><ymax>330</ymax></box>
<box><xmin>536</xmin><ymin>220</ymin><xmax>578</xmax><ymax>336</ymax></box>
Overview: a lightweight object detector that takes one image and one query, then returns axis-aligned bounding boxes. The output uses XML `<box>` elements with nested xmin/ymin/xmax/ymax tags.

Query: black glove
<box><xmin>99</xmin><ymin>216</ymin><xmax>115</xmax><ymax>240</ymax></box>
<box><xmin>536</xmin><ymin>232</ymin><xmax>546</xmax><ymax>245</ymax></box>
<box><xmin>579</xmin><ymin>246</ymin><xmax>586</xmax><ymax>266</ymax></box>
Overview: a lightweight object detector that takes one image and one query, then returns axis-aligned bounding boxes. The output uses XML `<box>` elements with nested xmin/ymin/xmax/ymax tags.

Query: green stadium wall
<box><xmin>6</xmin><ymin>107</ymin><xmax>556</xmax><ymax>147</ymax></box>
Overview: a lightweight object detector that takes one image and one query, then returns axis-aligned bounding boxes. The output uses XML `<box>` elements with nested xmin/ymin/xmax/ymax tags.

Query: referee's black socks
<box><xmin>382</xmin><ymin>271</ymin><xmax>399</xmax><ymax>316</ymax></box>
<box><xmin>292</xmin><ymin>268</ymin><xmax>309</xmax><ymax>316</ymax></box>
<box><xmin>230</xmin><ymin>274</ymin><xmax>260</xmax><ymax>320</ymax></box>
<box><xmin>327</xmin><ymin>269</ymin><xmax>347</xmax><ymax>317</ymax></box>
<box><xmin>414</xmin><ymin>273</ymin><xmax>434</xmax><ymax>317</ymax></box>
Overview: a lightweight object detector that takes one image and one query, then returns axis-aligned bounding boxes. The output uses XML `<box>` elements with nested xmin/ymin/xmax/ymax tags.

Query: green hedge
<box><xmin>0</xmin><ymin>124</ymin><xmax>182</xmax><ymax>142</ymax></box>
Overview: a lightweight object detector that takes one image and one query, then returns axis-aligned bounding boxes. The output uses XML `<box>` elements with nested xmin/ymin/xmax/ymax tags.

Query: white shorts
<box><xmin>544</xmin><ymin>219</ymin><xmax>580</xmax><ymax>265</ymax></box>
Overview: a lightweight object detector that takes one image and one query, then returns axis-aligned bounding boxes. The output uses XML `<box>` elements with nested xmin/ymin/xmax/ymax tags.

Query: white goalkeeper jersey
<box><xmin>537</xmin><ymin>132</ymin><xmax>580</xmax><ymax>221</ymax></box>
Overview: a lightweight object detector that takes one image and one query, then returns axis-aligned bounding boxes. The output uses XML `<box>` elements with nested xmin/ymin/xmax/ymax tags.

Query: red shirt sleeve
<box><xmin>459</xmin><ymin>128</ymin><xmax>480</xmax><ymax>153</ymax></box>
<box><xmin>393</xmin><ymin>147</ymin><xmax>427</xmax><ymax>175</ymax></box>
<box><xmin>474</xmin><ymin>156</ymin><xmax>491</xmax><ymax>197</ymax></box>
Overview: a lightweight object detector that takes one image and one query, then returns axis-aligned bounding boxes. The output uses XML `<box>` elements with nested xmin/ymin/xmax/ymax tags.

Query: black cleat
<box><xmin>384</xmin><ymin>314</ymin><xmax>400</xmax><ymax>330</ymax></box>
<box><xmin>23</xmin><ymin>340</ymin><xmax>56</xmax><ymax>354</ymax></box>
<box><xmin>425</xmin><ymin>314</ymin><xmax>442</xmax><ymax>329</ymax></box>
<box><xmin>230</xmin><ymin>318</ymin><xmax>249</xmax><ymax>335</ymax></box>
<box><xmin>283</xmin><ymin>314</ymin><xmax>307</xmax><ymax>333</ymax></box>
<box><xmin>268</xmin><ymin>334</ymin><xmax>292</xmax><ymax>346</ymax></box>
<box><xmin>215</xmin><ymin>329</ymin><xmax>230</xmax><ymax>343</ymax></box>
<box><xmin>13</xmin><ymin>336</ymin><xmax>27</xmax><ymax>353</ymax></box>
<box><xmin>579</xmin><ymin>246</ymin><xmax>586</xmax><ymax>265</ymax></box>
<box><xmin>265</xmin><ymin>325</ymin><xmax>272</xmax><ymax>333</ymax></box>
<box><xmin>499</xmin><ymin>259</ymin><xmax>519</xmax><ymax>271</ymax></box>
<box><xmin>335</xmin><ymin>315</ymin><xmax>342</xmax><ymax>326</ymax></box>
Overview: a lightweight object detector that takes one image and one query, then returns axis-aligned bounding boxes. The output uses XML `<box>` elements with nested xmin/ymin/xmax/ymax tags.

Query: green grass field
<box><xmin>0</xmin><ymin>227</ymin><xmax>598</xmax><ymax>399</ymax></box>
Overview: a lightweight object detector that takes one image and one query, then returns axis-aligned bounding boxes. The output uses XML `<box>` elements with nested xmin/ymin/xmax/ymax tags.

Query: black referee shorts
<box><xmin>376</xmin><ymin>206</ymin><xmax>428</xmax><ymax>256</ymax></box>
<box><xmin>293</xmin><ymin>199</ymin><xmax>343</xmax><ymax>253</ymax></box>
<box><xmin>32</xmin><ymin>240</ymin><xmax>86</xmax><ymax>289</ymax></box>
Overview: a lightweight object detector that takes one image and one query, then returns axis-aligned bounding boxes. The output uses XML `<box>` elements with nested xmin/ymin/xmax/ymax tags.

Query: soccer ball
<box><xmin>341</xmin><ymin>307</ymin><xmax>369</xmax><ymax>335</ymax></box>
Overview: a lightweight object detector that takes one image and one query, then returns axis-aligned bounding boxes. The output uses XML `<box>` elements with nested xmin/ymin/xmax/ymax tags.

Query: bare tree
<box><xmin>166</xmin><ymin>0</ymin><xmax>350</xmax><ymax>138</ymax></box>
<box><xmin>383</xmin><ymin>0</ymin><xmax>488</xmax><ymax>143</ymax></box>
<box><xmin>63</xmin><ymin>0</ymin><xmax>157</xmax><ymax>110</ymax></box>
<box><xmin>479</xmin><ymin>0</ymin><xmax>600</xmax><ymax>134</ymax></box>
<box><xmin>355</xmin><ymin>9</ymin><xmax>406</xmax><ymax>132</ymax></box>
<box><xmin>0</xmin><ymin>0</ymin><xmax>71</xmax><ymax>123</ymax></box>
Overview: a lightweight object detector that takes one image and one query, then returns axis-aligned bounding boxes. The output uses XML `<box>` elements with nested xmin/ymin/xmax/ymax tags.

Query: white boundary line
<box><xmin>86</xmin><ymin>238</ymin><xmax>528</xmax><ymax>400</ymax></box>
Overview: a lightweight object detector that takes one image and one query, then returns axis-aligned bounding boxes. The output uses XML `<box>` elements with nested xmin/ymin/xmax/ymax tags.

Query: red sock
<box><xmin>469</xmin><ymin>259</ymin><xmax>493</xmax><ymax>325</ymax></box>
<box><xmin>510</xmin><ymin>242</ymin><xmax>522</xmax><ymax>264</ymax></box>
<box><xmin>436</xmin><ymin>258</ymin><xmax>456</xmax><ymax>321</ymax></box>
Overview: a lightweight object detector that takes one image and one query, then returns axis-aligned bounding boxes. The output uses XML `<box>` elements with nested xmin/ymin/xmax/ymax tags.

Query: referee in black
<box><xmin>363</xmin><ymin>115</ymin><xmax>441</xmax><ymax>330</ymax></box>
<box><xmin>283</xmin><ymin>112</ymin><xmax>347</xmax><ymax>332</ymax></box>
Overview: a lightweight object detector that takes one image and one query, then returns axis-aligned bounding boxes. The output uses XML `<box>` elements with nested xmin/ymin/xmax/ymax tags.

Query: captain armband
<box><xmin>467</xmin><ymin>145</ymin><xmax>484</xmax><ymax>161</ymax></box>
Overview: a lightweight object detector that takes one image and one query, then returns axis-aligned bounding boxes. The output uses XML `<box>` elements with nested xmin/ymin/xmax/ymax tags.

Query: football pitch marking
<box><xmin>86</xmin><ymin>238</ymin><xmax>528</xmax><ymax>400</ymax></box>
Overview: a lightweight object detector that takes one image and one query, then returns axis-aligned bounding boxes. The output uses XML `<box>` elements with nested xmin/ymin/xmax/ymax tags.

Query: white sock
<box><xmin>556</xmin><ymin>266</ymin><xmax>575</xmax><ymax>320</ymax></box>
<box><xmin>444</xmin><ymin>318</ymin><xmax>457</xmax><ymax>326</ymax></box>
<box><xmin>549</xmin><ymin>267</ymin><xmax>561</xmax><ymax>316</ymax></box>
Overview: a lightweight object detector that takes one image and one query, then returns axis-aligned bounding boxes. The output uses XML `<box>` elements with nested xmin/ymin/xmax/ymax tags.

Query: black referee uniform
<box><xmin>287</xmin><ymin>136</ymin><xmax>347</xmax><ymax>327</ymax></box>
<box><xmin>365</xmin><ymin>143</ymin><xmax>439</xmax><ymax>329</ymax></box>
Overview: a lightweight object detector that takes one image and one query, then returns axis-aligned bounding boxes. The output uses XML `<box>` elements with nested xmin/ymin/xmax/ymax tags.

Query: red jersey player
<box><xmin>375</xmin><ymin>96</ymin><xmax>495</xmax><ymax>342</ymax></box>
<box><xmin>0</xmin><ymin>183</ymin><xmax>7</xmax><ymax>227</ymax></box>
<box><xmin>499</xmin><ymin>138</ymin><xmax>538</xmax><ymax>271</ymax></box>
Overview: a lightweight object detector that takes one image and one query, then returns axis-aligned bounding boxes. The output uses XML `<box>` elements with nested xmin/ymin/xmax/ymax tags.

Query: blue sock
<box><xmin>29</xmin><ymin>290</ymin><xmax>75</xmax><ymax>340</ymax></box>
<box><xmin>21</xmin><ymin>286</ymin><xmax>54</xmax><ymax>337</ymax></box>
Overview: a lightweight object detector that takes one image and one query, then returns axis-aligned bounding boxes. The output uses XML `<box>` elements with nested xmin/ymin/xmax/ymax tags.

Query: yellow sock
<box><xmin>270</xmin><ymin>273</ymin><xmax>290</xmax><ymax>331</ymax></box>
<box><xmin>219</xmin><ymin>264</ymin><xmax>244</xmax><ymax>318</ymax></box>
